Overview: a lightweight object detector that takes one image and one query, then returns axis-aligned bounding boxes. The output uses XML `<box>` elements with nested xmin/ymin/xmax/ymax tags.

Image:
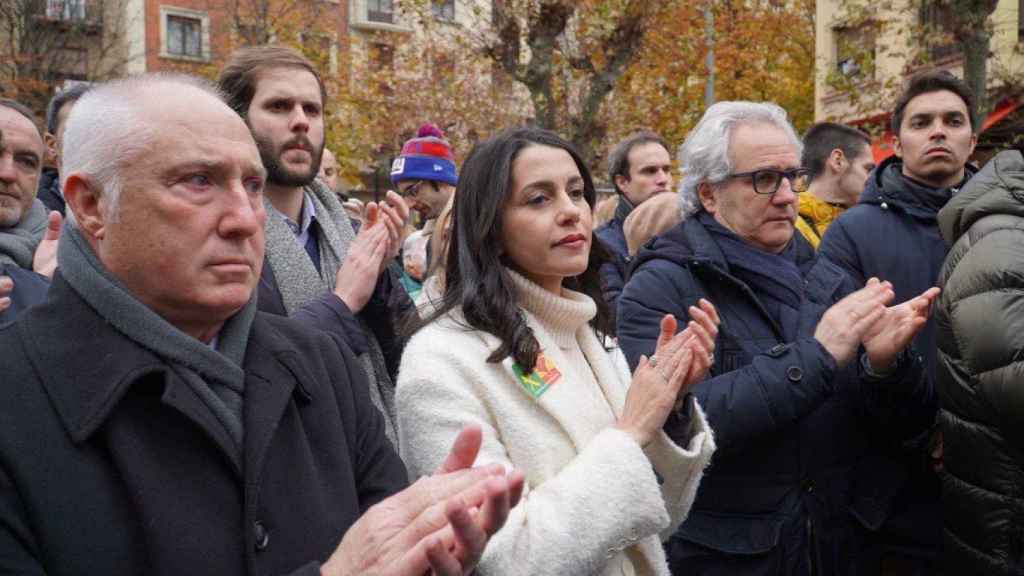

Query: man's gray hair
<box><xmin>678</xmin><ymin>101</ymin><xmax>802</xmax><ymax>217</ymax></box>
<box><xmin>61</xmin><ymin>73</ymin><xmax>225</xmax><ymax>222</ymax></box>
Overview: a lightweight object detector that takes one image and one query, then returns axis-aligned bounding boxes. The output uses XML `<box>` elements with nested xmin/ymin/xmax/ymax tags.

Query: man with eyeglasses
<box><xmin>817</xmin><ymin>70</ymin><xmax>978</xmax><ymax>574</ymax></box>
<box><xmin>617</xmin><ymin>101</ymin><xmax>938</xmax><ymax>575</ymax></box>
<box><xmin>391</xmin><ymin>124</ymin><xmax>457</xmax><ymax>225</ymax></box>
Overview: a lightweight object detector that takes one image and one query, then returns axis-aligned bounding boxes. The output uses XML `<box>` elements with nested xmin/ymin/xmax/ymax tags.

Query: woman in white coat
<box><xmin>397</xmin><ymin>128</ymin><xmax>718</xmax><ymax>576</ymax></box>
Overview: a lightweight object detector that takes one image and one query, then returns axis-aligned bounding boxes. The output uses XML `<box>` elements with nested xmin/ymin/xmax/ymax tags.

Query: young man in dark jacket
<box><xmin>595</xmin><ymin>131</ymin><xmax>673</xmax><ymax>318</ymax></box>
<box><xmin>618</xmin><ymin>100</ymin><xmax>939</xmax><ymax>575</ymax></box>
<box><xmin>0</xmin><ymin>73</ymin><xmax>521</xmax><ymax>576</ymax></box>
<box><xmin>818</xmin><ymin>70</ymin><xmax>977</xmax><ymax>572</ymax></box>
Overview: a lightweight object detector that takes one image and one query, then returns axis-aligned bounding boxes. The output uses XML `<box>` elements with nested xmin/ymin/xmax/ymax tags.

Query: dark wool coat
<box><xmin>0</xmin><ymin>275</ymin><xmax>408</xmax><ymax>575</ymax></box>
<box><xmin>935</xmin><ymin>150</ymin><xmax>1024</xmax><ymax>575</ymax></box>
<box><xmin>618</xmin><ymin>216</ymin><xmax>932</xmax><ymax>575</ymax></box>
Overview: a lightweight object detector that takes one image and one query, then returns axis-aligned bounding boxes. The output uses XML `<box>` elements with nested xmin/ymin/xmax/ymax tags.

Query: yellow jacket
<box><xmin>795</xmin><ymin>193</ymin><xmax>848</xmax><ymax>249</ymax></box>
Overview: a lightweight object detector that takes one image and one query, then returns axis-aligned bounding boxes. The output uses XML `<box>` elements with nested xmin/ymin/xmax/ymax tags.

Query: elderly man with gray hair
<box><xmin>0</xmin><ymin>73</ymin><xmax>523</xmax><ymax>575</ymax></box>
<box><xmin>617</xmin><ymin>101</ymin><xmax>940</xmax><ymax>575</ymax></box>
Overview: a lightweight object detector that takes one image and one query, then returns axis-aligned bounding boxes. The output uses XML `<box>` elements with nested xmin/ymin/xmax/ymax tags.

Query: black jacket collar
<box><xmin>19</xmin><ymin>275</ymin><xmax>312</xmax><ymax>476</ymax></box>
<box><xmin>859</xmin><ymin>155</ymin><xmax>977</xmax><ymax>219</ymax></box>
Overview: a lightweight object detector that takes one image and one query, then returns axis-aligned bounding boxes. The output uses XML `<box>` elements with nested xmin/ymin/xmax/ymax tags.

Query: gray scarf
<box><xmin>262</xmin><ymin>180</ymin><xmax>398</xmax><ymax>445</ymax></box>
<box><xmin>0</xmin><ymin>199</ymin><xmax>47</xmax><ymax>268</ymax></box>
<box><xmin>58</xmin><ymin>223</ymin><xmax>255</xmax><ymax>455</ymax></box>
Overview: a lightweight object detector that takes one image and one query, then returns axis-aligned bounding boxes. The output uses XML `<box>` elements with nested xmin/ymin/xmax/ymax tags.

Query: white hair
<box><xmin>677</xmin><ymin>101</ymin><xmax>803</xmax><ymax>217</ymax></box>
<box><xmin>61</xmin><ymin>73</ymin><xmax>226</xmax><ymax>224</ymax></box>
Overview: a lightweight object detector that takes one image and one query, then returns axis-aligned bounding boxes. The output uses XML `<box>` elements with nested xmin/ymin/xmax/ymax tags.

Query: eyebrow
<box><xmin>519</xmin><ymin>174</ymin><xmax>584</xmax><ymax>193</ymax></box>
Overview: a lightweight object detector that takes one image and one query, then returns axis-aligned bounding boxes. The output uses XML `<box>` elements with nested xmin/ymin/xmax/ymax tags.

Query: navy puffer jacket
<box><xmin>618</xmin><ymin>216</ymin><xmax>932</xmax><ymax>575</ymax></box>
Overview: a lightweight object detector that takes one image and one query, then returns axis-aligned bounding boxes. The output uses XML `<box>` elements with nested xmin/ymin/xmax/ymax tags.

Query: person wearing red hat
<box><xmin>392</xmin><ymin>123</ymin><xmax>458</xmax><ymax>223</ymax></box>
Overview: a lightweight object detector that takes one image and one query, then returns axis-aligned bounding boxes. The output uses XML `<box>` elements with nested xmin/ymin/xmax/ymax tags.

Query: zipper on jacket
<box><xmin>806</xmin><ymin>516</ymin><xmax>817</xmax><ymax>576</ymax></box>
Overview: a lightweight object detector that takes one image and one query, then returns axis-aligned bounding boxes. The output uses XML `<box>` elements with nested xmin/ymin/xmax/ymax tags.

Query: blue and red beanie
<box><xmin>390</xmin><ymin>123</ymin><xmax>458</xmax><ymax>186</ymax></box>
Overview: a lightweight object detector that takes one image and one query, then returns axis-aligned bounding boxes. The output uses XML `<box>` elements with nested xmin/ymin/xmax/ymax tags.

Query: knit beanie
<box><xmin>390</xmin><ymin>123</ymin><xmax>458</xmax><ymax>186</ymax></box>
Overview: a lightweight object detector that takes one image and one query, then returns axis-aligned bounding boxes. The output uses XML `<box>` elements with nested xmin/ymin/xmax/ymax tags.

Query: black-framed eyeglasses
<box><xmin>397</xmin><ymin>179</ymin><xmax>439</xmax><ymax>199</ymax></box>
<box><xmin>725</xmin><ymin>168</ymin><xmax>810</xmax><ymax>195</ymax></box>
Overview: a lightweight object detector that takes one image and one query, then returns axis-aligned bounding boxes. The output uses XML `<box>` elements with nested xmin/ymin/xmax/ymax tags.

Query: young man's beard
<box><xmin>255</xmin><ymin>134</ymin><xmax>324</xmax><ymax>187</ymax></box>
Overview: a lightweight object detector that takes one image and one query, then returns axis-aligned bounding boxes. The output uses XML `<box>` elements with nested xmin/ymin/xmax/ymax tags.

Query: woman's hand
<box><xmin>617</xmin><ymin>300</ymin><xmax>719</xmax><ymax>447</ymax></box>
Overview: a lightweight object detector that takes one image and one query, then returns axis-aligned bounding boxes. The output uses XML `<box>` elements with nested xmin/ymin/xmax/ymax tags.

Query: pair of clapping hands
<box><xmin>814</xmin><ymin>278</ymin><xmax>940</xmax><ymax>373</ymax></box>
<box><xmin>322</xmin><ymin>425</ymin><xmax>526</xmax><ymax>576</ymax></box>
<box><xmin>333</xmin><ymin>190</ymin><xmax>408</xmax><ymax>313</ymax></box>
<box><xmin>618</xmin><ymin>299</ymin><xmax>720</xmax><ymax>448</ymax></box>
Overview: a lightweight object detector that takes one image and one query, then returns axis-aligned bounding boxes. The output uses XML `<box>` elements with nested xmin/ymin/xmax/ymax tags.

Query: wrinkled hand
<box><xmin>618</xmin><ymin>301</ymin><xmax>719</xmax><ymax>447</ymax></box>
<box><xmin>322</xmin><ymin>425</ymin><xmax>525</xmax><ymax>576</ymax></box>
<box><xmin>814</xmin><ymin>279</ymin><xmax>894</xmax><ymax>368</ymax></box>
<box><xmin>334</xmin><ymin>210</ymin><xmax>389</xmax><ymax>313</ymax></box>
<box><xmin>32</xmin><ymin>211</ymin><xmax>62</xmax><ymax>279</ymax></box>
<box><xmin>862</xmin><ymin>280</ymin><xmax>940</xmax><ymax>371</ymax></box>
<box><xmin>0</xmin><ymin>275</ymin><xmax>12</xmax><ymax>314</ymax></box>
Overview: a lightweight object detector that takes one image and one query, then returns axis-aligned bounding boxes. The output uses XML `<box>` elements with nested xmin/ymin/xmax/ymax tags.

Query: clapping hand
<box><xmin>322</xmin><ymin>425</ymin><xmax>525</xmax><ymax>576</ymax></box>
<box><xmin>33</xmin><ymin>211</ymin><xmax>62</xmax><ymax>279</ymax></box>
<box><xmin>617</xmin><ymin>299</ymin><xmax>719</xmax><ymax>447</ymax></box>
<box><xmin>814</xmin><ymin>279</ymin><xmax>895</xmax><ymax>367</ymax></box>
<box><xmin>0</xmin><ymin>275</ymin><xmax>12</xmax><ymax>314</ymax></box>
<box><xmin>861</xmin><ymin>278</ymin><xmax>940</xmax><ymax>372</ymax></box>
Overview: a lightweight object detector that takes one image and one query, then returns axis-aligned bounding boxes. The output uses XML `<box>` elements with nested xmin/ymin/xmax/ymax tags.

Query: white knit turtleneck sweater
<box><xmin>396</xmin><ymin>269</ymin><xmax>716</xmax><ymax>576</ymax></box>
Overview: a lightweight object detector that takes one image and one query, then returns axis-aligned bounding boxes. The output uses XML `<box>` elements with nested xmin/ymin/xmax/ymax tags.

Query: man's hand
<box><xmin>334</xmin><ymin>213</ymin><xmax>389</xmax><ymax>313</ymax></box>
<box><xmin>334</xmin><ymin>194</ymin><xmax>411</xmax><ymax>313</ymax></box>
<box><xmin>0</xmin><ymin>275</ymin><xmax>12</xmax><ymax>314</ymax></box>
<box><xmin>379</xmin><ymin>190</ymin><xmax>410</xmax><ymax>265</ymax></box>
<box><xmin>32</xmin><ymin>211</ymin><xmax>62</xmax><ymax>279</ymax></box>
<box><xmin>814</xmin><ymin>279</ymin><xmax>894</xmax><ymax>368</ymax></box>
<box><xmin>861</xmin><ymin>281</ymin><xmax>941</xmax><ymax>372</ymax></box>
<box><xmin>321</xmin><ymin>425</ymin><xmax>525</xmax><ymax>576</ymax></box>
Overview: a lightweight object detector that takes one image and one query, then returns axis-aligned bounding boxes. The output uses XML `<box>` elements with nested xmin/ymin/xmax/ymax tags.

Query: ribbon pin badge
<box><xmin>512</xmin><ymin>351</ymin><xmax>562</xmax><ymax>400</ymax></box>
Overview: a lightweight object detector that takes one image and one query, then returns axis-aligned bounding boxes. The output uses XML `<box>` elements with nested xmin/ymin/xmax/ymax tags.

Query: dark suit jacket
<box><xmin>0</xmin><ymin>275</ymin><xmax>408</xmax><ymax>575</ymax></box>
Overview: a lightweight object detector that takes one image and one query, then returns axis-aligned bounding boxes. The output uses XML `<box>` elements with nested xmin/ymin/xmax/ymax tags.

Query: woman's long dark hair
<box><xmin>406</xmin><ymin>127</ymin><xmax>613</xmax><ymax>373</ymax></box>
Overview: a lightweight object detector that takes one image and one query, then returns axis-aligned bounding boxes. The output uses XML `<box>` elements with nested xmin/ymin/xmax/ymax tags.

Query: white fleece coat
<box><xmin>397</xmin><ymin>271</ymin><xmax>715</xmax><ymax>576</ymax></box>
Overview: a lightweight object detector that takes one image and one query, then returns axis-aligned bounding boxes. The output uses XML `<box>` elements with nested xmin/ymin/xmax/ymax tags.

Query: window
<box><xmin>46</xmin><ymin>0</ymin><xmax>86</xmax><ymax>21</ymax></box>
<box><xmin>160</xmin><ymin>6</ymin><xmax>210</xmax><ymax>61</ymax></box>
<box><xmin>167</xmin><ymin>16</ymin><xmax>201</xmax><ymax>57</ymax></box>
<box><xmin>1019</xmin><ymin>0</ymin><xmax>1024</xmax><ymax>43</ymax></box>
<box><xmin>432</xmin><ymin>0</ymin><xmax>455</xmax><ymax>22</ymax></box>
<box><xmin>370</xmin><ymin>42</ymin><xmax>394</xmax><ymax>94</ymax></box>
<box><xmin>834</xmin><ymin>26</ymin><xmax>875</xmax><ymax>79</ymax></box>
<box><xmin>921</xmin><ymin>2</ymin><xmax>960</xmax><ymax>61</ymax></box>
<box><xmin>367</xmin><ymin>0</ymin><xmax>394</xmax><ymax>24</ymax></box>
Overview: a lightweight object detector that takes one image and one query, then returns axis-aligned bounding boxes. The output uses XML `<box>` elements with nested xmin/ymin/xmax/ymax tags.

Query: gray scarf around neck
<box><xmin>0</xmin><ymin>199</ymin><xmax>47</xmax><ymax>268</ymax></box>
<box><xmin>58</xmin><ymin>223</ymin><xmax>255</xmax><ymax>453</ymax></box>
<box><xmin>262</xmin><ymin>180</ymin><xmax>398</xmax><ymax>445</ymax></box>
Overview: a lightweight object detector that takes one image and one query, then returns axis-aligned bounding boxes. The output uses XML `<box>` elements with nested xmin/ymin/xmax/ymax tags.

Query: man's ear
<box><xmin>697</xmin><ymin>181</ymin><xmax>716</xmax><ymax>214</ymax></box>
<box><xmin>829</xmin><ymin>148</ymin><xmax>847</xmax><ymax>174</ymax></box>
<box><xmin>893</xmin><ymin>134</ymin><xmax>903</xmax><ymax>159</ymax></box>
<box><xmin>63</xmin><ymin>173</ymin><xmax>106</xmax><ymax>240</ymax></box>
<box><xmin>614</xmin><ymin>173</ymin><xmax>630</xmax><ymax>193</ymax></box>
<box><xmin>43</xmin><ymin>132</ymin><xmax>58</xmax><ymax>166</ymax></box>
